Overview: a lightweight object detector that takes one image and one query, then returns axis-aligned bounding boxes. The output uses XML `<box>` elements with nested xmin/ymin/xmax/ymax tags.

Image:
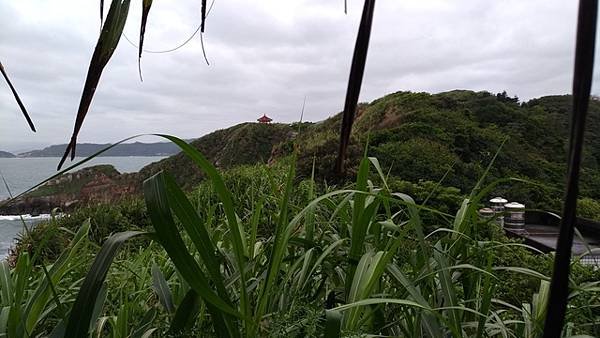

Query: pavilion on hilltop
<box><xmin>257</xmin><ymin>114</ymin><xmax>273</xmax><ymax>123</ymax></box>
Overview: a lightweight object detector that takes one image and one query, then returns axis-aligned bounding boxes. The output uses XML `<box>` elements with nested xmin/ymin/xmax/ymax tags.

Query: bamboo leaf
<box><xmin>201</xmin><ymin>0</ymin><xmax>207</xmax><ymax>32</ymax></box>
<box><xmin>144</xmin><ymin>172</ymin><xmax>240</xmax><ymax>337</ymax></box>
<box><xmin>100</xmin><ymin>0</ymin><xmax>104</xmax><ymax>25</ymax></box>
<box><xmin>154</xmin><ymin>135</ymin><xmax>250</xmax><ymax>319</ymax></box>
<box><xmin>335</xmin><ymin>0</ymin><xmax>376</xmax><ymax>175</ymax></box>
<box><xmin>25</xmin><ymin>220</ymin><xmax>91</xmax><ymax>333</ymax></box>
<box><xmin>131</xmin><ymin>308</ymin><xmax>157</xmax><ymax>338</ymax></box>
<box><xmin>151</xmin><ymin>263</ymin><xmax>174</xmax><ymax>314</ymax></box>
<box><xmin>59</xmin><ymin>0</ymin><xmax>131</xmax><ymax>169</ymax></box>
<box><xmin>88</xmin><ymin>283</ymin><xmax>108</xmax><ymax>334</ymax></box>
<box><xmin>138</xmin><ymin>0</ymin><xmax>153</xmax><ymax>81</ymax></box>
<box><xmin>255</xmin><ymin>157</ymin><xmax>296</xmax><ymax>326</ymax></box>
<box><xmin>169</xmin><ymin>289</ymin><xmax>201</xmax><ymax>335</ymax></box>
<box><xmin>64</xmin><ymin>231</ymin><xmax>145</xmax><ymax>337</ymax></box>
<box><xmin>162</xmin><ymin>172</ymin><xmax>232</xmax><ymax>304</ymax></box>
<box><xmin>0</xmin><ymin>262</ymin><xmax>12</xmax><ymax>306</ymax></box>
<box><xmin>0</xmin><ymin>61</ymin><xmax>35</xmax><ymax>132</ymax></box>
<box><xmin>324</xmin><ymin>309</ymin><xmax>342</xmax><ymax>338</ymax></box>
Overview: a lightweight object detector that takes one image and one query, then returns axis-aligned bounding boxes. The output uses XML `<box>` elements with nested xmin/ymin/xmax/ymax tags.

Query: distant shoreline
<box><xmin>2</xmin><ymin>155</ymin><xmax>169</xmax><ymax>158</ymax></box>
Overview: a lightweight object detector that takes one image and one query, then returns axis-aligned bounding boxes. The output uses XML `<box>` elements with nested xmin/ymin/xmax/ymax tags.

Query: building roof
<box><xmin>257</xmin><ymin>114</ymin><xmax>272</xmax><ymax>123</ymax></box>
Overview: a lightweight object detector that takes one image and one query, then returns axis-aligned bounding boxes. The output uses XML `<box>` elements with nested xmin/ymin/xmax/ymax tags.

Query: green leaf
<box><xmin>433</xmin><ymin>245</ymin><xmax>461</xmax><ymax>335</ymax></box>
<box><xmin>131</xmin><ymin>308</ymin><xmax>157</xmax><ymax>338</ymax></box>
<box><xmin>0</xmin><ymin>61</ymin><xmax>35</xmax><ymax>132</ymax></box>
<box><xmin>346</xmin><ymin>157</ymin><xmax>370</xmax><ymax>297</ymax></box>
<box><xmin>144</xmin><ymin>172</ymin><xmax>240</xmax><ymax>337</ymax></box>
<box><xmin>88</xmin><ymin>283</ymin><xmax>108</xmax><ymax>334</ymax></box>
<box><xmin>255</xmin><ymin>158</ymin><xmax>296</xmax><ymax>328</ymax></box>
<box><xmin>138</xmin><ymin>0</ymin><xmax>153</xmax><ymax>81</ymax></box>
<box><xmin>64</xmin><ymin>231</ymin><xmax>145</xmax><ymax>337</ymax></box>
<box><xmin>332</xmin><ymin>298</ymin><xmax>427</xmax><ymax>312</ymax></box>
<box><xmin>162</xmin><ymin>173</ymin><xmax>232</xmax><ymax>304</ymax></box>
<box><xmin>324</xmin><ymin>309</ymin><xmax>342</xmax><ymax>338</ymax></box>
<box><xmin>155</xmin><ymin>135</ymin><xmax>250</xmax><ymax>319</ymax></box>
<box><xmin>249</xmin><ymin>197</ymin><xmax>265</xmax><ymax>258</ymax></box>
<box><xmin>24</xmin><ymin>220</ymin><xmax>91</xmax><ymax>333</ymax></box>
<box><xmin>301</xmin><ymin>239</ymin><xmax>347</xmax><ymax>291</ymax></box>
<box><xmin>0</xmin><ymin>262</ymin><xmax>12</xmax><ymax>307</ymax></box>
<box><xmin>386</xmin><ymin>264</ymin><xmax>441</xmax><ymax>337</ymax></box>
<box><xmin>151</xmin><ymin>262</ymin><xmax>174</xmax><ymax>314</ymax></box>
<box><xmin>0</xmin><ymin>307</ymin><xmax>8</xmax><ymax>336</ymax></box>
<box><xmin>59</xmin><ymin>0</ymin><xmax>131</xmax><ymax>169</ymax></box>
<box><xmin>169</xmin><ymin>289</ymin><xmax>201</xmax><ymax>335</ymax></box>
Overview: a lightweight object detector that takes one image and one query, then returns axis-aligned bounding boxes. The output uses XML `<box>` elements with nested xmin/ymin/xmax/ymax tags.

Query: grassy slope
<box><xmin>289</xmin><ymin>90</ymin><xmax>600</xmax><ymax>212</ymax></box>
<box><xmin>136</xmin><ymin>122</ymin><xmax>297</xmax><ymax>189</ymax></box>
<box><xmin>17</xmin><ymin>90</ymin><xmax>600</xmax><ymax>216</ymax></box>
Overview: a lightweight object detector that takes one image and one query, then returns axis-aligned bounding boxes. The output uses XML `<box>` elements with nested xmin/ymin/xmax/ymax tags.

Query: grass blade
<box><xmin>155</xmin><ymin>135</ymin><xmax>250</xmax><ymax>320</ymax></box>
<box><xmin>59</xmin><ymin>0</ymin><xmax>131</xmax><ymax>169</ymax></box>
<box><xmin>201</xmin><ymin>0</ymin><xmax>207</xmax><ymax>32</ymax></box>
<box><xmin>0</xmin><ymin>262</ymin><xmax>12</xmax><ymax>306</ymax></box>
<box><xmin>325</xmin><ymin>309</ymin><xmax>342</xmax><ymax>338</ymax></box>
<box><xmin>144</xmin><ymin>172</ymin><xmax>240</xmax><ymax>336</ymax></box>
<box><xmin>335</xmin><ymin>0</ymin><xmax>376</xmax><ymax>175</ymax></box>
<box><xmin>169</xmin><ymin>289</ymin><xmax>201</xmax><ymax>335</ymax></box>
<box><xmin>162</xmin><ymin>172</ymin><xmax>232</xmax><ymax>304</ymax></box>
<box><xmin>131</xmin><ymin>308</ymin><xmax>157</xmax><ymax>338</ymax></box>
<box><xmin>24</xmin><ymin>220</ymin><xmax>92</xmax><ymax>333</ymax></box>
<box><xmin>151</xmin><ymin>262</ymin><xmax>174</xmax><ymax>314</ymax></box>
<box><xmin>88</xmin><ymin>283</ymin><xmax>108</xmax><ymax>334</ymax></box>
<box><xmin>386</xmin><ymin>264</ymin><xmax>441</xmax><ymax>337</ymax></box>
<box><xmin>138</xmin><ymin>0</ymin><xmax>153</xmax><ymax>81</ymax></box>
<box><xmin>345</xmin><ymin>156</ymin><xmax>370</xmax><ymax>297</ymax></box>
<box><xmin>0</xmin><ymin>61</ymin><xmax>35</xmax><ymax>132</ymax></box>
<box><xmin>255</xmin><ymin>157</ymin><xmax>296</xmax><ymax>329</ymax></box>
<box><xmin>64</xmin><ymin>231</ymin><xmax>144</xmax><ymax>337</ymax></box>
<box><xmin>100</xmin><ymin>0</ymin><xmax>104</xmax><ymax>25</ymax></box>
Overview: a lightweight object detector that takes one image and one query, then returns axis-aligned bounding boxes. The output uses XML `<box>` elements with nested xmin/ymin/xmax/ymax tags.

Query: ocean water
<box><xmin>0</xmin><ymin>214</ymin><xmax>52</xmax><ymax>259</ymax></box>
<box><xmin>0</xmin><ymin>156</ymin><xmax>165</xmax><ymax>259</ymax></box>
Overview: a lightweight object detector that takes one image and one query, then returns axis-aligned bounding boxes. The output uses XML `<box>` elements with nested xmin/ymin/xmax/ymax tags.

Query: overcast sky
<box><xmin>1</xmin><ymin>0</ymin><xmax>597</xmax><ymax>152</ymax></box>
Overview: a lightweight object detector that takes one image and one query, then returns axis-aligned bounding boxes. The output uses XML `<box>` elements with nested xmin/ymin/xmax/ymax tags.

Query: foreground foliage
<box><xmin>2</xmin><ymin>137</ymin><xmax>599</xmax><ymax>337</ymax></box>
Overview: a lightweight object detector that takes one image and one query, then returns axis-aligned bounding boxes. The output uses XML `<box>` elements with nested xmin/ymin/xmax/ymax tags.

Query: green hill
<box><xmin>0</xmin><ymin>151</ymin><xmax>15</xmax><ymax>158</ymax></box>
<box><xmin>288</xmin><ymin>90</ymin><xmax>600</xmax><ymax>213</ymax></box>
<box><xmin>10</xmin><ymin>90</ymin><xmax>600</xmax><ymax>218</ymax></box>
<box><xmin>137</xmin><ymin>122</ymin><xmax>298</xmax><ymax>189</ymax></box>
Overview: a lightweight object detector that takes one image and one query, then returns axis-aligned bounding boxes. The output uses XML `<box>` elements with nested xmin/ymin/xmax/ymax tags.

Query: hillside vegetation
<box><xmin>138</xmin><ymin>89</ymin><xmax>600</xmax><ymax>211</ymax></box>
<box><xmin>4</xmin><ymin>90</ymin><xmax>600</xmax><ymax>337</ymax></box>
<box><xmin>8</xmin><ymin>90</ymin><xmax>600</xmax><ymax>219</ymax></box>
<box><xmin>291</xmin><ymin>90</ymin><xmax>600</xmax><ymax>214</ymax></box>
<box><xmin>5</xmin><ymin>139</ymin><xmax>599</xmax><ymax>337</ymax></box>
<box><xmin>137</xmin><ymin>122</ymin><xmax>298</xmax><ymax>189</ymax></box>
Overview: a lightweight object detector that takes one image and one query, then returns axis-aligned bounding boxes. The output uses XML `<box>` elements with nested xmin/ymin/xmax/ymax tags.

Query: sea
<box><xmin>0</xmin><ymin>156</ymin><xmax>165</xmax><ymax>259</ymax></box>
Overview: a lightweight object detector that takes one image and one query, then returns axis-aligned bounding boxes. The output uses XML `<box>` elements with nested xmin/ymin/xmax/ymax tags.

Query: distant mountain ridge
<box><xmin>18</xmin><ymin>141</ymin><xmax>184</xmax><ymax>157</ymax></box>
<box><xmin>0</xmin><ymin>151</ymin><xmax>15</xmax><ymax>158</ymax></box>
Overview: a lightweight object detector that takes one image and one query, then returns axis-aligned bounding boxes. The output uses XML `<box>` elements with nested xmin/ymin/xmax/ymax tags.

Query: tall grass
<box><xmin>1</xmin><ymin>136</ymin><xmax>599</xmax><ymax>337</ymax></box>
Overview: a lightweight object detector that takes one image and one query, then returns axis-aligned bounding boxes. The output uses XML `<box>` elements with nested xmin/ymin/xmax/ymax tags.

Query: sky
<box><xmin>1</xmin><ymin>0</ymin><xmax>597</xmax><ymax>153</ymax></box>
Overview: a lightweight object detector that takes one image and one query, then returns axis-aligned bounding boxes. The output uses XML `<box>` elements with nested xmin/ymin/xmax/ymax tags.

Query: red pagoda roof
<box><xmin>257</xmin><ymin>114</ymin><xmax>272</xmax><ymax>123</ymax></box>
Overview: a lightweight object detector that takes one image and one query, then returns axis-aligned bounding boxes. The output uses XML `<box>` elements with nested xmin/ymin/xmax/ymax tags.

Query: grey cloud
<box><xmin>0</xmin><ymin>0</ymin><xmax>594</xmax><ymax>153</ymax></box>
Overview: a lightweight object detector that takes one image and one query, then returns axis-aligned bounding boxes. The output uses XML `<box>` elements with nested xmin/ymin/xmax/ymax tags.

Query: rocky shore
<box><xmin>0</xmin><ymin>165</ymin><xmax>140</xmax><ymax>215</ymax></box>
